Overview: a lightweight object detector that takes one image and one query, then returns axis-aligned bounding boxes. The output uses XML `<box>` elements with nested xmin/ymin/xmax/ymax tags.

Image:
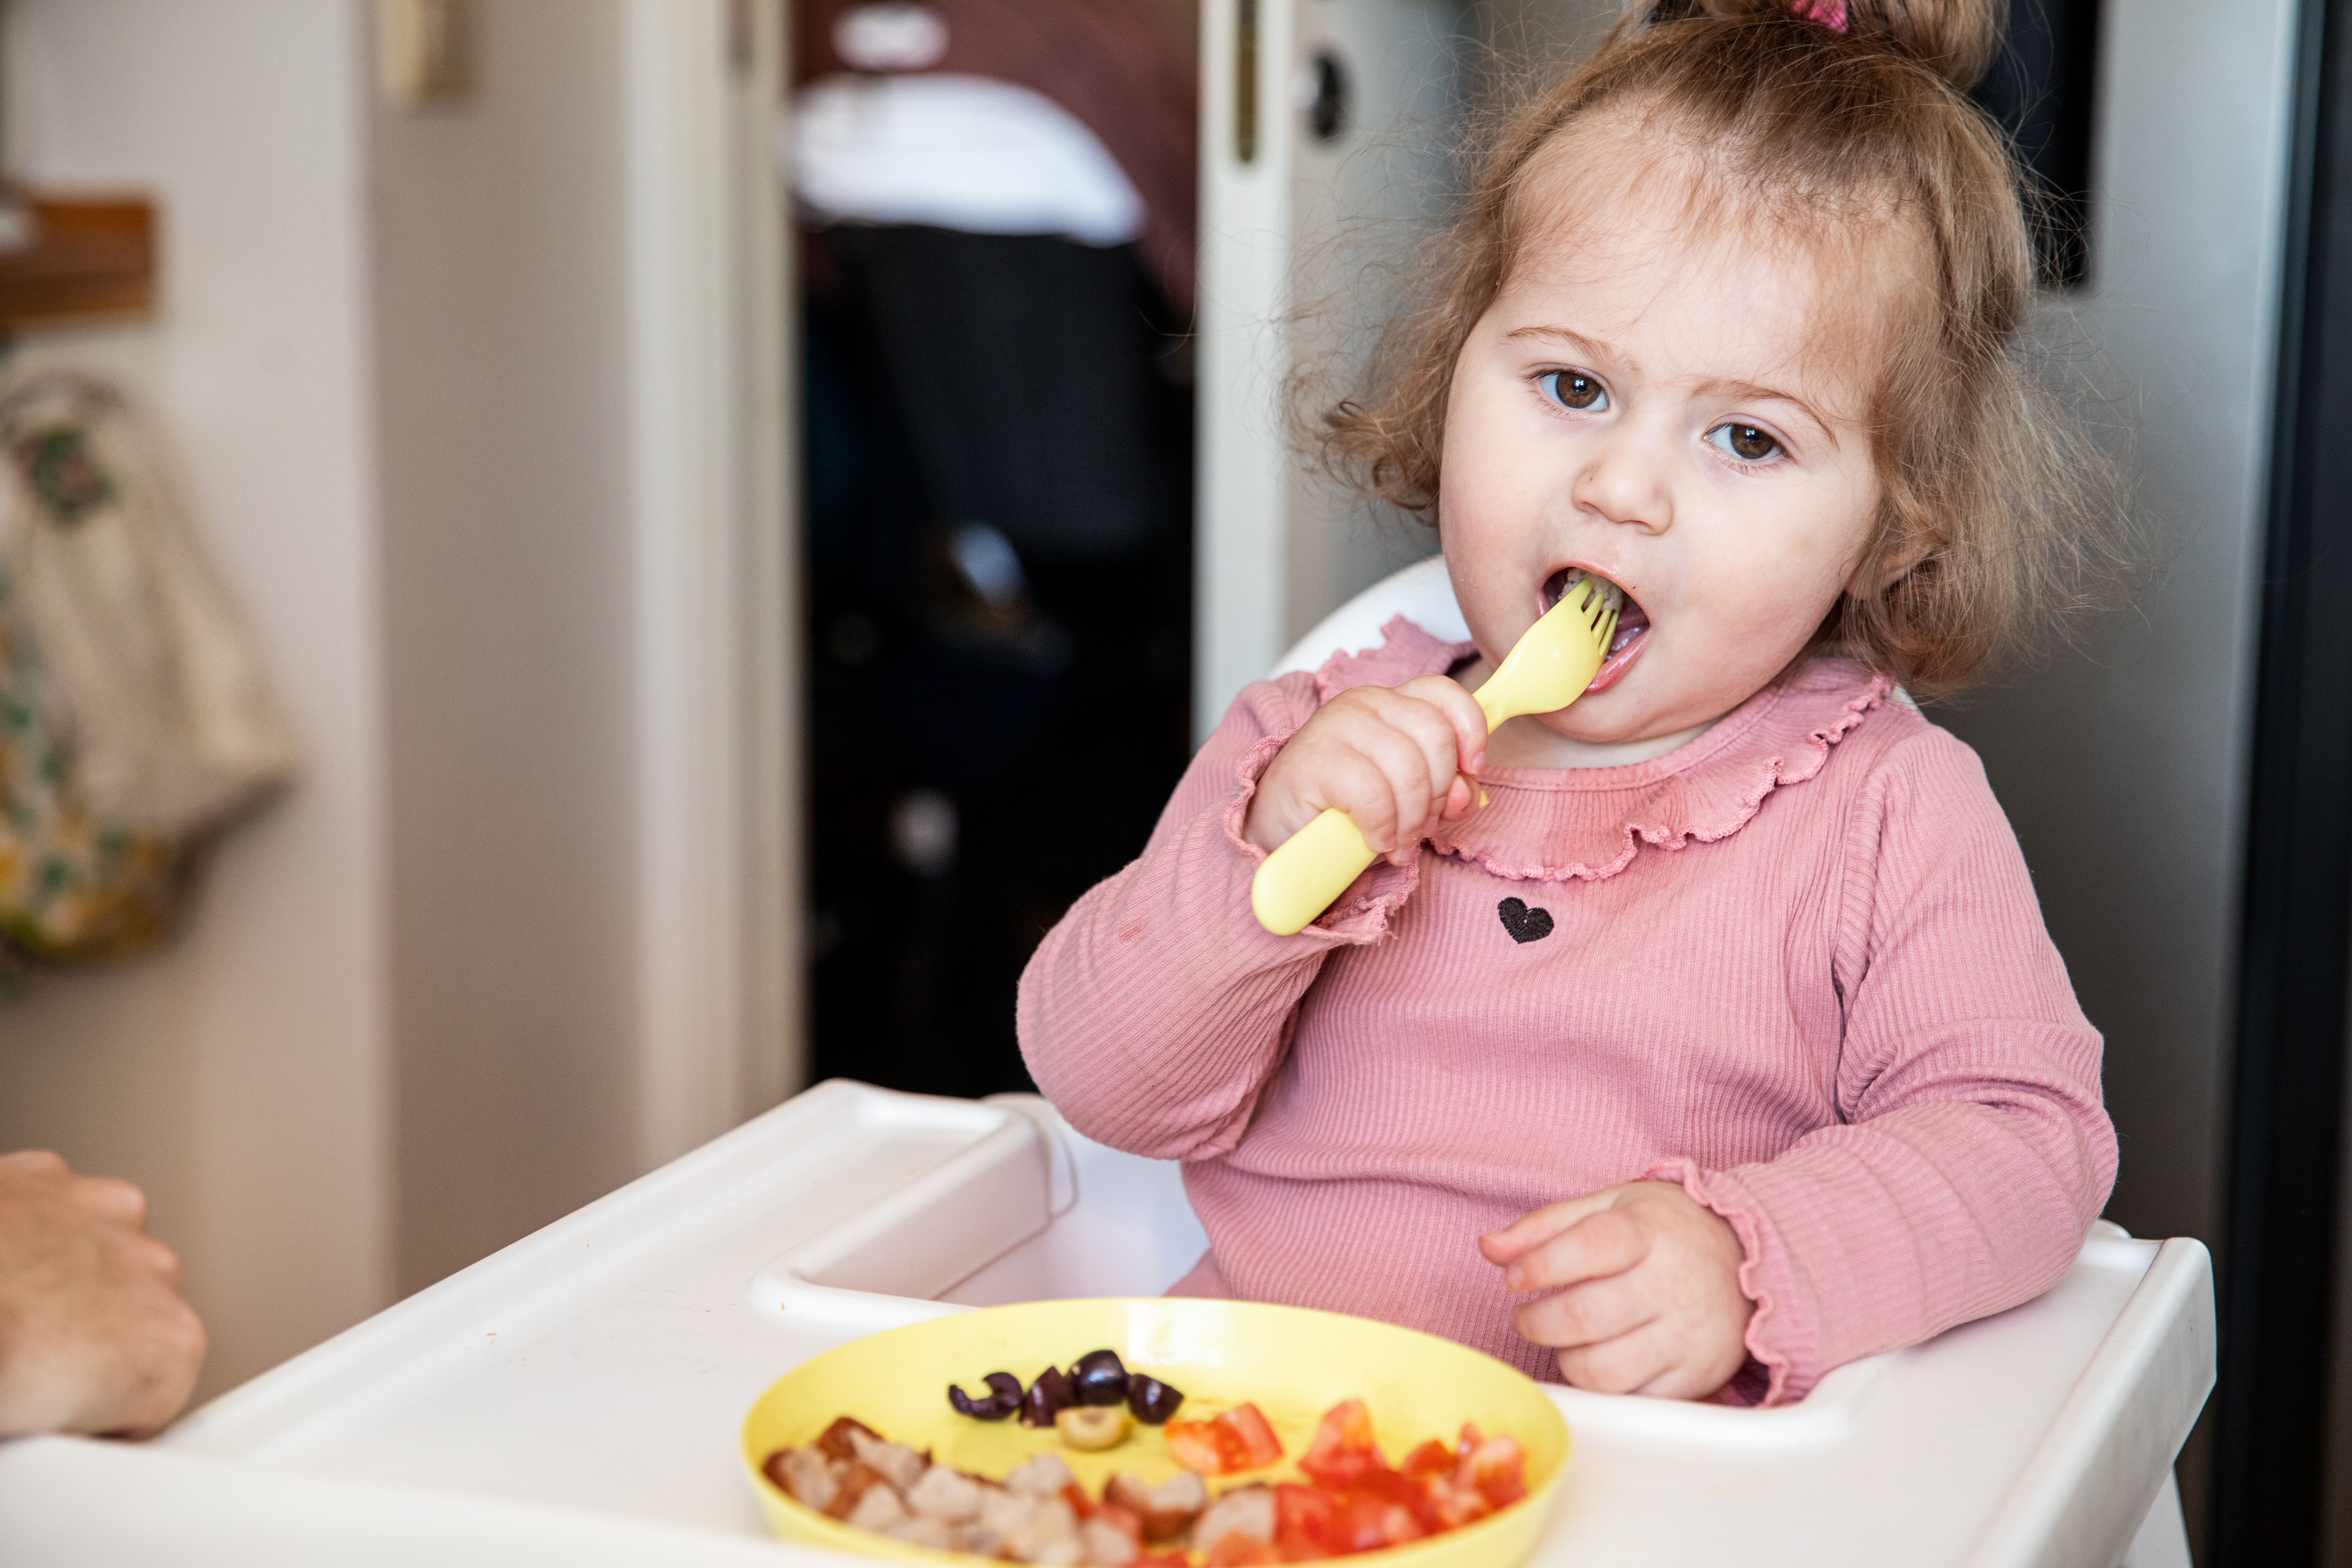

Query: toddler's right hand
<box><xmin>1243</xmin><ymin>676</ymin><xmax>1490</xmax><ymax>865</ymax></box>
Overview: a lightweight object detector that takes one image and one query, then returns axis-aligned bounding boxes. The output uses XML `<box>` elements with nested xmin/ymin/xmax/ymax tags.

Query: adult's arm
<box><xmin>0</xmin><ymin>1149</ymin><xmax>207</xmax><ymax>1438</ymax></box>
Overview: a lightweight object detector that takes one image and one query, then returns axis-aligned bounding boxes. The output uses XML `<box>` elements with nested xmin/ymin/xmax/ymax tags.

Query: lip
<box><xmin>1538</xmin><ymin>565</ymin><xmax>1650</xmax><ymax>693</ymax></box>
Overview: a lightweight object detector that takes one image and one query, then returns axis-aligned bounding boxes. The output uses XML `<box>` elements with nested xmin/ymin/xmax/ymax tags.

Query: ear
<box><xmin>1845</xmin><ymin>533</ymin><xmax>1934</xmax><ymax>599</ymax></box>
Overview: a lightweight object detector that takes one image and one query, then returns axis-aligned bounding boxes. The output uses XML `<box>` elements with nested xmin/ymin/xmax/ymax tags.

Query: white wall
<box><xmin>0</xmin><ymin>0</ymin><xmax>394</xmax><ymax>1400</ymax></box>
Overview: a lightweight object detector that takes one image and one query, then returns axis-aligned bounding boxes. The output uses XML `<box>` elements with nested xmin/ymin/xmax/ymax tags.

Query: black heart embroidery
<box><xmin>1497</xmin><ymin>897</ymin><xmax>1553</xmax><ymax>943</ymax></box>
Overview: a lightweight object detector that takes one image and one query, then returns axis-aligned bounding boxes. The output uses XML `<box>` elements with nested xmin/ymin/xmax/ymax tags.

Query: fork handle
<box><xmin>1250</xmin><ymin>808</ymin><xmax>1381</xmax><ymax>935</ymax></box>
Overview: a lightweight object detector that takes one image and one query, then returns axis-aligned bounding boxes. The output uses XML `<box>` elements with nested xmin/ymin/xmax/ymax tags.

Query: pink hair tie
<box><xmin>1796</xmin><ymin>0</ymin><xmax>1849</xmax><ymax>29</ymax></box>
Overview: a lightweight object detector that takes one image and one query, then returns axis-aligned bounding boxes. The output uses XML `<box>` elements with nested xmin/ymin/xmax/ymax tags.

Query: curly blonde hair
<box><xmin>1319</xmin><ymin>0</ymin><xmax>2123</xmax><ymax>693</ymax></box>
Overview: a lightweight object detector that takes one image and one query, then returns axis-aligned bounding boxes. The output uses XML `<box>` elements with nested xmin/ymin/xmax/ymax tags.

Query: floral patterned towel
<box><xmin>0</xmin><ymin>565</ymin><xmax>180</xmax><ymax>984</ymax></box>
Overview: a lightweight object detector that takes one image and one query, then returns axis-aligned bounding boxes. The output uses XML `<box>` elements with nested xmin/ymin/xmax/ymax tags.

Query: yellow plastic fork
<box><xmin>1249</xmin><ymin>573</ymin><xmax>1622</xmax><ymax>935</ymax></box>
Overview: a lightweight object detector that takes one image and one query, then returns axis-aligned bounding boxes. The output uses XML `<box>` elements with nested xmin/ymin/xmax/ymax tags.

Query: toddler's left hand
<box><xmin>1479</xmin><ymin>1181</ymin><xmax>1753</xmax><ymax>1400</ymax></box>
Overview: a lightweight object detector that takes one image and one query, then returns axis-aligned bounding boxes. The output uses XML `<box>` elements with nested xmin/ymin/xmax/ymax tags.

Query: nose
<box><xmin>1570</xmin><ymin>421</ymin><xmax>1672</xmax><ymax>534</ymax></box>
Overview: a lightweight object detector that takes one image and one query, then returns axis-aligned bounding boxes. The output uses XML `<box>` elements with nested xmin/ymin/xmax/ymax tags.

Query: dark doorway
<box><xmin>1970</xmin><ymin>0</ymin><xmax>2103</xmax><ymax>288</ymax></box>
<box><xmin>793</xmin><ymin>0</ymin><xmax>1200</xmax><ymax>1100</ymax></box>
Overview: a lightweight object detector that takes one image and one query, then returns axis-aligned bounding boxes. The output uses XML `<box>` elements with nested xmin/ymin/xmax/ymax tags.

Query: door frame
<box><xmin>625</xmin><ymin>0</ymin><xmax>800</xmax><ymax>1168</ymax></box>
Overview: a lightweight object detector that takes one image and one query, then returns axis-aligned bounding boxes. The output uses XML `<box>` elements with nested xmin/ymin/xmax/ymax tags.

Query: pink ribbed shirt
<box><xmin>1017</xmin><ymin>620</ymin><xmax>2115</xmax><ymax>1403</ymax></box>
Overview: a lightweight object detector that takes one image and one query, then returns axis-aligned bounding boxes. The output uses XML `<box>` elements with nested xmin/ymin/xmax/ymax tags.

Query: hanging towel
<box><xmin>0</xmin><ymin>559</ymin><xmax>179</xmax><ymax>970</ymax></box>
<box><xmin>0</xmin><ymin>367</ymin><xmax>300</xmax><ymax>841</ymax></box>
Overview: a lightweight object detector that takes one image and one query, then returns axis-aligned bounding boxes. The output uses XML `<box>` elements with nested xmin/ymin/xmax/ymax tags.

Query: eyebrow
<box><xmin>1501</xmin><ymin>324</ymin><xmax>1841</xmax><ymax>445</ymax></box>
<box><xmin>1503</xmin><ymin>324</ymin><xmax>1633</xmax><ymax>374</ymax></box>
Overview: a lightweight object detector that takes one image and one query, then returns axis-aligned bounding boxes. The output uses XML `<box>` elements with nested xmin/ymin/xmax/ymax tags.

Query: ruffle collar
<box><xmin>1314</xmin><ymin>616</ymin><xmax>1891</xmax><ymax>884</ymax></box>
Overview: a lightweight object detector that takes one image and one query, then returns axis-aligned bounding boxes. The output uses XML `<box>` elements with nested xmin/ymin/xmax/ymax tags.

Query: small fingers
<box><xmin>1348</xmin><ymin>691</ymin><xmax>1468</xmax><ymax>851</ymax></box>
<box><xmin>1502</xmin><ymin>1207</ymin><xmax>1651</xmax><ymax>1294</ymax></box>
<box><xmin>1318</xmin><ymin>752</ymin><xmax>1400</xmax><ymax>853</ymax></box>
<box><xmin>1478</xmin><ymin>1189</ymin><xmax>1617</xmax><ymax>1266</ymax></box>
<box><xmin>1510</xmin><ymin>1271</ymin><xmax>1655</xmax><ymax>1352</ymax></box>
<box><xmin>1553</xmin><ymin>1321</ymin><xmax>1683</xmax><ymax>1397</ymax></box>
<box><xmin>1351</xmin><ymin>722</ymin><xmax>1442</xmax><ymax>851</ymax></box>
<box><xmin>1378</xmin><ymin>687</ymin><xmax>1475</xmax><ymax>806</ymax></box>
<box><xmin>1396</xmin><ymin>675</ymin><xmax>1491</xmax><ymax>775</ymax></box>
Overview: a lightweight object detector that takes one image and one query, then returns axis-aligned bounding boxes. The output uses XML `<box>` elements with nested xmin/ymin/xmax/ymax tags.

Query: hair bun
<box><xmin>1670</xmin><ymin>0</ymin><xmax>2005</xmax><ymax>90</ymax></box>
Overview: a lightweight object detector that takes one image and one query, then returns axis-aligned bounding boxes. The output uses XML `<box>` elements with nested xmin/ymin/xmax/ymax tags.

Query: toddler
<box><xmin>1019</xmin><ymin>0</ymin><xmax>2118</xmax><ymax>1405</ymax></box>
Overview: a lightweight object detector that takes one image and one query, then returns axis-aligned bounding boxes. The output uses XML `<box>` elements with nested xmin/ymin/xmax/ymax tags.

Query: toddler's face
<box><xmin>1439</xmin><ymin>154</ymin><xmax>1902</xmax><ymax>757</ymax></box>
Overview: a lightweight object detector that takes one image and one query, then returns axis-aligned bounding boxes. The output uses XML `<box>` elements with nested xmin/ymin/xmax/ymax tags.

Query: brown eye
<box><xmin>1710</xmin><ymin>423</ymin><xmax>1782</xmax><ymax>462</ymax></box>
<box><xmin>1542</xmin><ymin>371</ymin><xmax>1606</xmax><ymax>411</ymax></box>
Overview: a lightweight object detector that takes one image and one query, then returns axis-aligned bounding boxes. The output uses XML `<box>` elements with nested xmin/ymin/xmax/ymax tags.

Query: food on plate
<box><xmin>1162</xmin><ymin>1403</ymin><xmax>1283</xmax><ymax>1477</ymax></box>
<box><xmin>945</xmin><ymin>1354</ymin><xmax>1194</xmax><ymax>1438</ymax></box>
<box><xmin>1190</xmin><ymin>1485</ymin><xmax>1275</xmax><ymax>1556</ymax></box>
<box><xmin>1056</xmin><ymin>1404</ymin><xmax>1133</xmax><ymax>1452</ymax></box>
<box><xmin>763</xmin><ymin>1399</ymin><xmax>1529</xmax><ymax>1563</ymax></box>
<box><xmin>1070</xmin><ymin>1348</ymin><xmax>1132</xmax><ymax>1407</ymax></box>
<box><xmin>1102</xmin><ymin>1471</ymin><xmax>1208</xmax><ymax>1542</ymax></box>
<box><xmin>951</xmin><ymin>1372</ymin><xmax>1027</xmax><ymax>1421</ymax></box>
<box><xmin>949</xmin><ymin>1352</ymin><xmax>1189</xmax><ymax>1435</ymax></box>
<box><xmin>1021</xmin><ymin>1365</ymin><xmax>1077</xmax><ymax>1429</ymax></box>
<box><xmin>1124</xmin><ymin>1374</ymin><xmax>1185</xmax><ymax>1425</ymax></box>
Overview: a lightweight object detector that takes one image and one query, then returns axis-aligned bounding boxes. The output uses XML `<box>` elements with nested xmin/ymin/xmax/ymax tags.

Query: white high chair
<box><xmin>0</xmin><ymin>562</ymin><xmax>2211</xmax><ymax>1567</ymax></box>
<box><xmin>1269</xmin><ymin>551</ymin><xmax>1468</xmax><ymax>677</ymax></box>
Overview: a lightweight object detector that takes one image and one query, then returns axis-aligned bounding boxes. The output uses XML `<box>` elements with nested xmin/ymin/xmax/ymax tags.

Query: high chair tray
<box><xmin>0</xmin><ymin>1080</ymin><xmax>2211</xmax><ymax>1567</ymax></box>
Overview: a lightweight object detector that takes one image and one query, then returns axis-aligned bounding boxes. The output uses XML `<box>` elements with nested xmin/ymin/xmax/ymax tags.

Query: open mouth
<box><xmin>1540</xmin><ymin>567</ymin><xmax>1649</xmax><ymax>693</ymax></box>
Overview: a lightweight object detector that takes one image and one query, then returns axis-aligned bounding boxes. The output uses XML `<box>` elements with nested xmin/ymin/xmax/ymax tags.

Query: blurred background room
<box><xmin>0</xmin><ymin>1</ymin><xmax>2344</xmax><ymax>1562</ymax></box>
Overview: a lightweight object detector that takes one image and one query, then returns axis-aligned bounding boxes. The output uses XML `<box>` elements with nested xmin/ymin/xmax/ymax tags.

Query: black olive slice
<box><xmin>1070</xmin><ymin>1348</ymin><xmax>1131</xmax><ymax>1407</ymax></box>
<box><xmin>1020</xmin><ymin>1365</ymin><xmax>1075</xmax><ymax>1427</ymax></box>
<box><xmin>1125</xmin><ymin>1374</ymin><xmax>1185</xmax><ymax>1424</ymax></box>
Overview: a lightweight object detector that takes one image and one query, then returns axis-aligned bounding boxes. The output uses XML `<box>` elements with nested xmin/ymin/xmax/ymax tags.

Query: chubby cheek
<box><xmin>1670</xmin><ymin>526</ymin><xmax>1860</xmax><ymax>675</ymax></box>
<box><xmin>1435</xmin><ymin>437</ymin><xmax>1539</xmax><ymax>635</ymax></box>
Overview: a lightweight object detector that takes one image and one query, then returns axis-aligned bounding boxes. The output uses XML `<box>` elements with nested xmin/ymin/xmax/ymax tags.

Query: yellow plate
<box><xmin>740</xmin><ymin>1298</ymin><xmax>1570</xmax><ymax>1566</ymax></box>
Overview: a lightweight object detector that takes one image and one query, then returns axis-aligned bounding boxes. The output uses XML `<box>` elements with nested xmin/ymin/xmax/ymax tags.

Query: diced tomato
<box><xmin>1136</xmin><ymin>1554</ymin><xmax>1191</xmax><ymax>1568</ymax></box>
<box><xmin>1320</xmin><ymin>1400</ymin><xmax>1377</xmax><ymax>1452</ymax></box>
<box><xmin>1479</xmin><ymin>1474</ymin><xmax>1526</xmax><ymax>1509</ymax></box>
<box><xmin>1171</xmin><ymin>1404</ymin><xmax>1286</xmax><ymax>1475</ymax></box>
<box><xmin>1299</xmin><ymin>1400</ymin><xmax>1384</xmax><ymax>1489</ymax></box>
<box><xmin>1401</xmin><ymin>1439</ymin><xmax>1456</xmax><ymax>1480</ymax></box>
<box><xmin>1331</xmin><ymin>1493</ymin><xmax>1424</xmax><ymax>1553</ymax></box>
<box><xmin>1330</xmin><ymin>1495</ymin><xmax>1388</xmax><ymax>1555</ymax></box>
<box><xmin>1354</xmin><ymin>1462</ymin><xmax>1436</xmax><ymax>1531</ymax></box>
<box><xmin>1379</xmin><ymin>1502</ymin><xmax>1428</xmax><ymax>1546</ymax></box>
<box><xmin>1454</xmin><ymin>1422</ymin><xmax>1484</xmax><ymax>1459</ymax></box>
<box><xmin>1092</xmin><ymin>1502</ymin><xmax>1143</xmax><ymax>1546</ymax></box>
<box><xmin>1465</xmin><ymin>1434</ymin><xmax>1527</xmax><ymax>1509</ymax></box>
<box><xmin>1218</xmin><ymin>1402</ymin><xmax>1285</xmax><ymax>1470</ymax></box>
<box><xmin>1205</xmin><ymin>1535</ymin><xmax>1282</xmax><ymax>1566</ymax></box>
<box><xmin>1274</xmin><ymin>1483</ymin><xmax>1338</xmax><ymax>1557</ymax></box>
<box><xmin>1426</xmin><ymin>1474</ymin><xmax>1493</xmax><ymax>1530</ymax></box>
<box><xmin>1062</xmin><ymin>1483</ymin><xmax>1096</xmax><ymax>1520</ymax></box>
<box><xmin>1165</xmin><ymin>1418</ymin><xmax>1233</xmax><ymax>1475</ymax></box>
<box><xmin>1350</xmin><ymin>1462</ymin><xmax>1418</xmax><ymax>1501</ymax></box>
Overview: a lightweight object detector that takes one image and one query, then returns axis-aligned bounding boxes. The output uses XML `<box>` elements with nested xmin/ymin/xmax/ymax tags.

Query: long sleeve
<box><xmin>1649</xmin><ymin>729</ymin><xmax>2117</xmax><ymax>1404</ymax></box>
<box><xmin>1018</xmin><ymin>674</ymin><xmax>1417</xmax><ymax>1160</ymax></box>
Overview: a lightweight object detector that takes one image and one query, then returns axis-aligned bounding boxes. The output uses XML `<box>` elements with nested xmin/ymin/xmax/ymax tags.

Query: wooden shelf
<box><xmin>0</xmin><ymin>196</ymin><xmax>158</xmax><ymax>329</ymax></box>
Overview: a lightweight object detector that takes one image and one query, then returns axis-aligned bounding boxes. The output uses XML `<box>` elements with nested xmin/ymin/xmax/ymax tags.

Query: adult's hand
<box><xmin>0</xmin><ymin>1150</ymin><xmax>205</xmax><ymax>1438</ymax></box>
